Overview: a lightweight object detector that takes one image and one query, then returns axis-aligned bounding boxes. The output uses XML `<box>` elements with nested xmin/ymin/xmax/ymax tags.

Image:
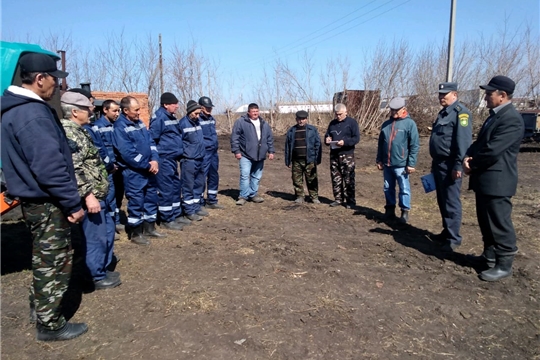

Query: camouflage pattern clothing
<box><xmin>291</xmin><ymin>159</ymin><xmax>318</xmax><ymax>199</ymax></box>
<box><xmin>23</xmin><ymin>202</ymin><xmax>73</xmax><ymax>331</ymax></box>
<box><xmin>61</xmin><ymin>119</ymin><xmax>109</xmax><ymax>200</ymax></box>
<box><xmin>330</xmin><ymin>154</ymin><xmax>356</xmax><ymax>205</ymax></box>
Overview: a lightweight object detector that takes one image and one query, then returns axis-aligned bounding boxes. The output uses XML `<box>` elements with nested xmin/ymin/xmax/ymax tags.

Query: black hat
<box><xmin>186</xmin><ymin>100</ymin><xmax>201</xmax><ymax>114</ymax></box>
<box><xmin>480</xmin><ymin>75</ymin><xmax>515</xmax><ymax>94</ymax></box>
<box><xmin>198</xmin><ymin>96</ymin><xmax>214</xmax><ymax>108</ymax></box>
<box><xmin>438</xmin><ymin>82</ymin><xmax>457</xmax><ymax>93</ymax></box>
<box><xmin>19</xmin><ymin>53</ymin><xmax>68</xmax><ymax>78</ymax></box>
<box><xmin>296</xmin><ymin>110</ymin><xmax>308</xmax><ymax>118</ymax></box>
<box><xmin>161</xmin><ymin>92</ymin><xmax>179</xmax><ymax>105</ymax></box>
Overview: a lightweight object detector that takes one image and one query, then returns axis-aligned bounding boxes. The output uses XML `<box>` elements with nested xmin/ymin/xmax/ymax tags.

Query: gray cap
<box><xmin>61</xmin><ymin>92</ymin><xmax>93</xmax><ymax>108</ymax></box>
<box><xmin>388</xmin><ymin>97</ymin><xmax>406</xmax><ymax>110</ymax></box>
<box><xmin>439</xmin><ymin>82</ymin><xmax>457</xmax><ymax>93</ymax></box>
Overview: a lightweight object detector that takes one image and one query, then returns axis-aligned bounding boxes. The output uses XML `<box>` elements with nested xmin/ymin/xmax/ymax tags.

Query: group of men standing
<box><xmin>0</xmin><ymin>50</ymin><xmax>524</xmax><ymax>343</ymax></box>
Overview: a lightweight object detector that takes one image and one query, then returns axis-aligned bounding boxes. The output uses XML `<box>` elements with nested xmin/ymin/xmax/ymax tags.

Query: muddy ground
<box><xmin>1</xmin><ymin>135</ymin><xmax>539</xmax><ymax>360</ymax></box>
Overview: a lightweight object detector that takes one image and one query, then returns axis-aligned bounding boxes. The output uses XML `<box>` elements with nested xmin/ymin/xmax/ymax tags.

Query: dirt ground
<box><xmin>1</xmin><ymin>135</ymin><xmax>539</xmax><ymax>360</ymax></box>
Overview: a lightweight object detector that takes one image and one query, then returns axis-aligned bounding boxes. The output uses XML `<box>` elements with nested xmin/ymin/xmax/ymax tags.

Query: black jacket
<box><xmin>1</xmin><ymin>87</ymin><xmax>81</xmax><ymax>215</ymax></box>
<box><xmin>466</xmin><ymin>103</ymin><xmax>524</xmax><ymax>196</ymax></box>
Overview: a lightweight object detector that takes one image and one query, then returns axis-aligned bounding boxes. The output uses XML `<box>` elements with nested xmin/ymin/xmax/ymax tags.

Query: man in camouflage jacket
<box><xmin>60</xmin><ymin>92</ymin><xmax>121</xmax><ymax>290</ymax></box>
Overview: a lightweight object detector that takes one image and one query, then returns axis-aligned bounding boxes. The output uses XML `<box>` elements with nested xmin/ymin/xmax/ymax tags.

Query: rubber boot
<box><xmin>130</xmin><ymin>224</ymin><xmax>150</xmax><ymax>245</ymax></box>
<box><xmin>382</xmin><ymin>205</ymin><xmax>396</xmax><ymax>220</ymax></box>
<box><xmin>479</xmin><ymin>254</ymin><xmax>514</xmax><ymax>282</ymax></box>
<box><xmin>143</xmin><ymin>221</ymin><xmax>164</xmax><ymax>238</ymax></box>
<box><xmin>36</xmin><ymin>322</ymin><xmax>88</xmax><ymax>342</ymax></box>
<box><xmin>466</xmin><ymin>246</ymin><xmax>496</xmax><ymax>269</ymax></box>
<box><xmin>399</xmin><ymin>209</ymin><xmax>409</xmax><ymax>224</ymax></box>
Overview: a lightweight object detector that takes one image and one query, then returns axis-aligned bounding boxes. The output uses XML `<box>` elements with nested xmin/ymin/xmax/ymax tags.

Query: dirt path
<box><xmin>2</xmin><ymin>136</ymin><xmax>539</xmax><ymax>359</ymax></box>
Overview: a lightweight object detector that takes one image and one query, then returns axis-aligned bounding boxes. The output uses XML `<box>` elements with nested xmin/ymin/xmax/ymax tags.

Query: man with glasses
<box><xmin>60</xmin><ymin>92</ymin><xmax>121</xmax><ymax>290</ymax></box>
<box><xmin>376</xmin><ymin>97</ymin><xmax>419</xmax><ymax>223</ymax></box>
<box><xmin>463</xmin><ymin>75</ymin><xmax>524</xmax><ymax>282</ymax></box>
<box><xmin>1</xmin><ymin>53</ymin><xmax>87</xmax><ymax>341</ymax></box>
<box><xmin>324</xmin><ymin>103</ymin><xmax>360</xmax><ymax>209</ymax></box>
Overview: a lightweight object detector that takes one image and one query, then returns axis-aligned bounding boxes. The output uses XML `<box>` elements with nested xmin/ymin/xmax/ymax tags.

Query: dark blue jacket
<box><xmin>112</xmin><ymin>114</ymin><xmax>159</xmax><ymax>171</ymax></box>
<box><xmin>284</xmin><ymin>124</ymin><xmax>322</xmax><ymax>167</ymax></box>
<box><xmin>199</xmin><ymin>112</ymin><xmax>218</xmax><ymax>152</ymax></box>
<box><xmin>178</xmin><ymin>115</ymin><xmax>204</xmax><ymax>160</ymax></box>
<box><xmin>324</xmin><ymin>116</ymin><xmax>360</xmax><ymax>155</ymax></box>
<box><xmin>83</xmin><ymin>121</ymin><xmax>115</xmax><ymax>173</ymax></box>
<box><xmin>92</xmin><ymin>116</ymin><xmax>116</xmax><ymax>163</ymax></box>
<box><xmin>149</xmin><ymin>107</ymin><xmax>183</xmax><ymax>159</ymax></box>
<box><xmin>0</xmin><ymin>87</ymin><xmax>81</xmax><ymax>215</ymax></box>
<box><xmin>230</xmin><ymin>115</ymin><xmax>275</xmax><ymax>161</ymax></box>
<box><xmin>429</xmin><ymin>101</ymin><xmax>472</xmax><ymax>171</ymax></box>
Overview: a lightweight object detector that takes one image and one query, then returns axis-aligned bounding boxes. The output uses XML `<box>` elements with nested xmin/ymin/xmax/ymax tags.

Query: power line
<box><xmin>239</xmin><ymin>0</ymin><xmax>404</xmax><ymax>69</ymax></box>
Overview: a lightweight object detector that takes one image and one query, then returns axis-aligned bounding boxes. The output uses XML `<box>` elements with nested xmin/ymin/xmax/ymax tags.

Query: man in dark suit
<box><xmin>463</xmin><ymin>75</ymin><xmax>524</xmax><ymax>282</ymax></box>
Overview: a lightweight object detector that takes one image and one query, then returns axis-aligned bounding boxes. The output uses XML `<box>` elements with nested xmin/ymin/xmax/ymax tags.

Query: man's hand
<box><xmin>406</xmin><ymin>166</ymin><xmax>416</xmax><ymax>174</ymax></box>
<box><xmin>325</xmin><ymin>136</ymin><xmax>332</xmax><ymax>144</ymax></box>
<box><xmin>337</xmin><ymin>140</ymin><xmax>344</xmax><ymax>147</ymax></box>
<box><xmin>463</xmin><ymin>157</ymin><xmax>472</xmax><ymax>176</ymax></box>
<box><xmin>85</xmin><ymin>193</ymin><xmax>101</xmax><ymax>214</ymax></box>
<box><xmin>268</xmin><ymin>153</ymin><xmax>274</xmax><ymax>160</ymax></box>
<box><xmin>452</xmin><ymin>170</ymin><xmax>462</xmax><ymax>180</ymax></box>
<box><xmin>67</xmin><ymin>208</ymin><xmax>85</xmax><ymax>224</ymax></box>
<box><xmin>235</xmin><ymin>153</ymin><xmax>242</xmax><ymax>160</ymax></box>
<box><xmin>377</xmin><ymin>162</ymin><xmax>383</xmax><ymax>171</ymax></box>
<box><xmin>149</xmin><ymin>161</ymin><xmax>159</xmax><ymax>174</ymax></box>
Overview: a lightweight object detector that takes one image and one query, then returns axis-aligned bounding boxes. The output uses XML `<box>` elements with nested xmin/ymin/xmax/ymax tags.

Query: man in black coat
<box><xmin>463</xmin><ymin>75</ymin><xmax>524</xmax><ymax>282</ymax></box>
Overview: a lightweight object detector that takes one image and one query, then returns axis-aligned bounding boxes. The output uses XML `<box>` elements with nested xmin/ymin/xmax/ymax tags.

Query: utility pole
<box><xmin>446</xmin><ymin>0</ymin><xmax>456</xmax><ymax>82</ymax></box>
<box><xmin>159</xmin><ymin>33</ymin><xmax>164</xmax><ymax>94</ymax></box>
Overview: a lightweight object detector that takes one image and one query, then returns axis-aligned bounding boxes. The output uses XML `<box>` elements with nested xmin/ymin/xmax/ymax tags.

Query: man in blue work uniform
<box><xmin>178</xmin><ymin>100</ymin><xmax>208</xmax><ymax>221</ymax></box>
<box><xmin>198</xmin><ymin>96</ymin><xmax>224</xmax><ymax>210</ymax></box>
<box><xmin>429</xmin><ymin>82</ymin><xmax>472</xmax><ymax>252</ymax></box>
<box><xmin>149</xmin><ymin>92</ymin><xmax>190</xmax><ymax>230</ymax></box>
<box><xmin>113</xmin><ymin>96</ymin><xmax>161</xmax><ymax>245</ymax></box>
<box><xmin>91</xmin><ymin>101</ymin><xmax>123</xmax><ymax>231</ymax></box>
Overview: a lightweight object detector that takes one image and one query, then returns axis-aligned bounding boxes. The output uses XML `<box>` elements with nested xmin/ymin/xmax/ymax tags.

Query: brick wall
<box><xmin>93</xmin><ymin>91</ymin><xmax>150</xmax><ymax>126</ymax></box>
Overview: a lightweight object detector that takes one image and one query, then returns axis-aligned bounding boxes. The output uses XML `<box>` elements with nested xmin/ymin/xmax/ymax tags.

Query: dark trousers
<box><xmin>432</xmin><ymin>161</ymin><xmax>463</xmax><ymax>245</ymax></box>
<box><xmin>113</xmin><ymin>169</ymin><xmax>124</xmax><ymax>225</ymax></box>
<box><xmin>201</xmin><ymin>150</ymin><xmax>220</xmax><ymax>205</ymax></box>
<box><xmin>475</xmin><ymin>192</ymin><xmax>517</xmax><ymax>255</ymax></box>
<box><xmin>330</xmin><ymin>153</ymin><xmax>356</xmax><ymax>205</ymax></box>
<box><xmin>156</xmin><ymin>157</ymin><xmax>182</xmax><ymax>222</ymax></box>
<box><xmin>180</xmin><ymin>158</ymin><xmax>205</xmax><ymax>215</ymax></box>
<box><xmin>123</xmin><ymin>169</ymin><xmax>158</xmax><ymax>226</ymax></box>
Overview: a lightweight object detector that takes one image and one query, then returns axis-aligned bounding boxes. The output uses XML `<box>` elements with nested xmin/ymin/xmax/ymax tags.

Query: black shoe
<box><xmin>479</xmin><ymin>255</ymin><xmax>514</xmax><ymax>282</ymax></box>
<box><xmin>130</xmin><ymin>224</ymin><xmax>150</xmax><ymax>245</ymax></box>
<box><xmin>466</xmin><ymin>247</ymin><xmax>496</xmax><ymax>269</ymax></box>
<box><xmin>175</xmin><ymin>216</ymin><xmax>192</xmax><ymax>225</ymax></box>
<box><xmin>206</xmin><ymin>203</ymin><xmax>225</xmax><ymax>210</ymax></box>
<box><xmin>186</xmin><ymin>213</ymin><xmax>203</xmax><ymax>221</ymax></box>
<box><xmin>429</xmin><ymin>232</ymin><xmax>448</xmax><ymax>244</ymax></box>
<box><xmin>382</xmin><ymin>205</ymin><xmax>396</xmax><ymax>220</ymax></box>
<box><xmin>36</xmin><ymin>322</ymin><xmax>88</xmax><ymax>342</ymax></box>
<box><xmin>197</xmin><ymin>208</ymin><xmax>209</xmax><ymax>217</ymax></box>
<box><xmin>399</xmin><ymin>209</ymin><xmax>410</xmax><ymax>224</ymax></box>
<box><xmin>345</xmin><ymin>203</ymin><xmax>355</xmax><ymax>210</ymax></box>
<box><xmin>94</xmin><ymin>273</ymin><xmax>122</xmax><ymax>290</ymax></box>
<box><xmin>441</xmin><ymin>242</ymin><xmax>460</xmax><ymax>253</ymax></box>
<box><xmin>161</xmin><ymin>221</ymin><xmax>184</xmax><ymax>231</ymax></box>
<box><xmin>329</xmin><ymin>201</ymin><xmax>342</xmax><ymax>207</ymax></box>
<box><xmin>143</xmin><ymin>221</ymin><xmax>164</xmax><ymax>237</ymax></box>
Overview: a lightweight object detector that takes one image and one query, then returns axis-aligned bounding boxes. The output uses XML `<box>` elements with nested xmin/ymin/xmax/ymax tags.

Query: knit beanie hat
<box><xmin>186</xmin><ymin>100</ymin><xmax>201</xmax><ymax>114</ymax></box>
